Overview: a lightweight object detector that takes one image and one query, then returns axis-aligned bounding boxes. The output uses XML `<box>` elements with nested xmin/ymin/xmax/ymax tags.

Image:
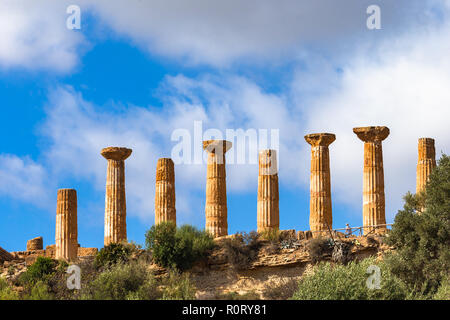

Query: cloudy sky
<box><xmin>1</xmin><ymin>0</ymin><xmax>449</xmax><ymax>251</ymax></box>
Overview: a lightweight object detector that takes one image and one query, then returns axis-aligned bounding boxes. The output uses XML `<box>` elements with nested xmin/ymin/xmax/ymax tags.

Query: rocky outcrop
<box><xmin>189</xmin><ymin>234</ymin><xmax>391</xmax><ymax>299</ymax></box>
<box><xmin>0</xmin><ymin>246</ymin><xmax>13</xmax><ymax>263</ymax></box>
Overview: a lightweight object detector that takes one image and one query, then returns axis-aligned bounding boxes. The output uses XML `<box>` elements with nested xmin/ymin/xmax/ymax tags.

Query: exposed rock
<box><xmin>77</xmin><ymin>247</ymin><xmax>98</xmax><ymax>257</ymax></box>
<box><xmin>279</xmin><ymin>229</ymin><xmax>296</xmax><ymax>240</ymax></box>
<box><xmin>0</xmin><ymin>246</ymin><xmax>14</xmax><ymax>263</ymax></box>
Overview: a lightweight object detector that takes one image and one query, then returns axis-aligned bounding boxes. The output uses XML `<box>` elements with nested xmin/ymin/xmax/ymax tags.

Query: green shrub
<box><xmin>291</xmin><ymin>258</ymin><xmax>408</xmax><ymax>300</ymax></box>
<box><xmin>82</xmin><ymin>261</ymin><xmax>160</xmax><ymax>300</ymax></box>
<box><xmin>145</xmin><ymin>222</ymin><xmax>215</xmax><ymax>271</ymax></box>
<box><xmin>161</xmin><ymin>270</ymin><xmax>196</xmax><ymax>300</ymax></box>
<box><xmin>386</xmin><ymin>154</ymin><xmax>450</xmax><ymax>296</ymax></box>
<box><xmin>307</xmin><ymin>237</ymin><xmax>334</xmax><ymax>263</ymax></box>
<box><xmin>24</xmin><ymin>281</ymin><xmax>54</xmax><ymax>300</ymax></box>
<box><xmin>259</xmin><ymin>229</ymin><xmax>281</xmax><ymax>243</ymax></box>
<box><xmin>0</xmin><ymin>277</ymin><xmax>19</xmax><ymax>300</ymax></box>
<box><xmin>20</xmin><ymin>257</ymin><xmax>57</xmax><ymax>286</ymax></box>
<box><xmin>223</xmin><ymin>231</ymin><xmax>261</xmax><ymax>270</ymax></box>
<box><xmin>263</xmin><ymin>278</ymin><xmax>299</xmax><ymax>300</ymax></box>
<box><xmin>433</xmin><ymin>277</ymin><xmax>450</xmax><ymax>300</ymax></box>
<box><xmin>94</xmin><ymin>243</ymin><xmax>133</xmax><ymax>269</ymax></box>
<box><xmin>56</xmin><ymin>260</ymin><xmax>69</xmax><ymax>273</ymax></box>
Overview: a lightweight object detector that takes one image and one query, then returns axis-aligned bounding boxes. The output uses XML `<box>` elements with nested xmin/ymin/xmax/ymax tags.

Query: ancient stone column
<box><xmin>353</xmin><ymin>126</ymin><xmax>389</xmax><ymax>235</ymax></box>
<box><xmin>305</xmin><ymin>133</ymin><xmax>336</xmax><ymax>236</ymax></box>
<box><xmin>55</xmin><ymin>189</ymin><xmax>78</xmax><ymax>261</ymax></box>
<box><xmin>101</xmin><ymin>147</ymin><xmax>132</xmax><ymax>246</ymax></box>
<box><xmin>416</xmin><ymin>138</ymin><xmax>436</xmax><ymax>194</ymax></box>
<box><xmin>203</xmin><ymin>140</ymin><xmax>232</xmax><ymax>238</ymax></box>
<box><xmin>155</xmin><ymin>158</ymin><xmax>176</xmax><ymax>225</ymax></box>
<box><xmin>257</xmin><ymin>149</ymin><xmax>279</xmax><ymax>232</ymax></box>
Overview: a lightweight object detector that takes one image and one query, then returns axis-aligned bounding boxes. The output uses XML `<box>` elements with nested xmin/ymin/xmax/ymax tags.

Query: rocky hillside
<box><xmin>1</xmin><ymin>232</ymin><xmax>391</xmax><ymax>300</ymax></box>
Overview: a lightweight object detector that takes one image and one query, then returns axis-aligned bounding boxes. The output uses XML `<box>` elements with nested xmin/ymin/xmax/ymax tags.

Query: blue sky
<box><xmin>1</xmin><ymin>0</ymin><xmax>449</xmax><ymax>251</ymax></box>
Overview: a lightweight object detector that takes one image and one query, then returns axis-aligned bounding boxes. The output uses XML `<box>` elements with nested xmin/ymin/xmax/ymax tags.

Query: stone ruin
<box><xmin>26</xmin><ymin>237</ymin><xmax>43</xmax><ymax>251</ymax></box>
<box><xmin>353</xmin><ymin>126</ymin><xmax>390</xmax><ymax>235</ymax></box>
<box><xmin>203</xmin><ymin>140</ymin><xmax>232</xmax><ymax>238</ymax></box>
<box><xmin>304</xmin><ymin>133</ymin><xmax>335</xmax><ymax>236</ymax></box>
<box><xmin>155</xmin><ymin>158</ymin><xmax>176</xmax><ymax>225</ymax></box>
<box><xmin>417</xmin><ymin>138</ymin><xmax>436</xmax><ymax>194</ymax></box>
<box><xmin>257</xmin><ymin>149</ymin><xmax>279</xmax><ymax>232</ymax></box>
<box><xmin>0</xmin><ymin>129</ymin><xmax>440</xmax><ymax>262</ymax></box>
<box><xmin>55</xmin><ymin>189</ymin><xmax>78</xmax><ymax>261</ymax></box>
<box><xmin>101</xmin><ymin>147</ymin><xmax>132</xmax><ymax>246</ymax></box>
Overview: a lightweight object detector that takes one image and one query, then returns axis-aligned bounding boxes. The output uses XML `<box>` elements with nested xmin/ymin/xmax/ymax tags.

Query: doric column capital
<box><xmin>353</xmin><ymin>126</ymin><xmax>389</xmax><ymax>142</ymax></box>
<box><xmin>304</xmin><ymin>133</ymin><xmax>336</xmax><ymax>147</ymax></box>
<box><xmin>203</xmin><ymin>140</ymin><xmax>232</xmax><ymax>154</ymax></box>
<box><xmin>101</xmin><ymin>147</ymin><xmax>132</xmax><ymax>161</ymax></box>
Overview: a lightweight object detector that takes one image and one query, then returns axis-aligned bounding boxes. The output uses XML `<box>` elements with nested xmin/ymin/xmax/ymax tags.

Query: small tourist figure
<box><xmin>345</xmin><ymin>223</ymin><xmax>352</xmax><ymax>238</ymax></box>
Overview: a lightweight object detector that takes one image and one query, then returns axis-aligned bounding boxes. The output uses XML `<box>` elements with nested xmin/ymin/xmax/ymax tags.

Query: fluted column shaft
<box><xmin>416</xmin><ymin>138</ymin><xmax>436</xmax><ymax>194</ymax></box>
<box><xmin>305</xmin><ymin>133</ymin><xmax>335</xmax><ymax>235</ymax></box>
<box><xmin>363</xmin><ymin>141</ymin><xmax>386</xmax><ymax>232</ymax></box>
<box><xmin>257</xmin><ymin>150</ymin><xmax>279</xmax><ymax>232</ymax></box>
<box><xmin>101</xmin><ymin>147</ymin><xmax>132</xmax><ymax>246</ymax></box>
<box><xmin>204</xmin><ymin>140</ymin><xmax>232</xmax><ymax>238</ymax></box>
<box><xmin>155</xmin><ymin>158</ymin><xmax>176</xmax><ymax>224</ymax></box>
<box><xmin>55</xmin><ymin>189</ymin><xmax>78</xmax><ymax>261</ymax></box>
<box><xmin>354</xmin><ymin>126</ymin><xmax>389</xmax><ymax>235</ymax></box>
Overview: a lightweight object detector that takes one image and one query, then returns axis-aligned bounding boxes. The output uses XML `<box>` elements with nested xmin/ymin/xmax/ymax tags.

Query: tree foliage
<box><xmin>386</xmin><ymin>154</ymin><xmax>450</xmax><ymax>296</ymax></box>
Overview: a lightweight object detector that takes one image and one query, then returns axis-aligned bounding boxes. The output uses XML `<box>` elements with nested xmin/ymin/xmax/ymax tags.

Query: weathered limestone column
<box><xmin>101</xmin><ymin>147</ymin><xmax>132</xmax><ymax>246</ymax></box>
<box><xmin>416</xmin><ymin>138</ymin><xmax>436</xmax><ymax>194</ymax></box>
<box><xmin>155</xmin><ymin>158</ymin><xmax>176</xmax><ymax>225</ymax></box>
<box><xmin>353</xmin><ymin>126</ymin><xmax>389</xmax><ymax>234</ymax></box>
<box><xmin>305</xmin><ymin>133</ymin><xmax>336</xmax><ymax>236</ymax></box>
<box><xmin>55</xmin><ymin>189</ymin><xmax>78</xmax><ymax>261</ymax></box>
<box><xmin>257</xmin><ymin>149</ymin><xmax>279</xmax><ymax>232</ymax></box>
<box><xmin>203</xmin><ymin>140</ymin><xmax>232</xmax><ymax>238</ymax></box>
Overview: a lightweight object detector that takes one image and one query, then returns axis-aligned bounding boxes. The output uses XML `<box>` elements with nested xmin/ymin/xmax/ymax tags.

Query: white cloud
<box><xmin>296</xmin><ymin>18</ymin><xmax>450</xmax><ymax>221</ymax></box>
<box><xmin>0</xmin><ymin>154</ymin><xmax>50</xmax><ymax>207</ymax></box>
<box><xmin>0</xmin><ymin>0</ymin><xmax>444</xmax><ymax>70</ymax></box>
<box><xmin>1</xmin><ymin>0</ymin><xmax>449</xmax><ymax>228</ymax></box>
<box><xmin>0</xmin><ymin>0</ymin><xmax>86</xmax><ymax>72</ymax></box>
<box><xmin>84</xmin><ymin>0</ymin><xmax>439</xmax><ymax>66</ymax></box>
<box><xmin>37</xmin><ymin>79</ymin><xmax>296</xmax><ymax>222</ymax></box>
